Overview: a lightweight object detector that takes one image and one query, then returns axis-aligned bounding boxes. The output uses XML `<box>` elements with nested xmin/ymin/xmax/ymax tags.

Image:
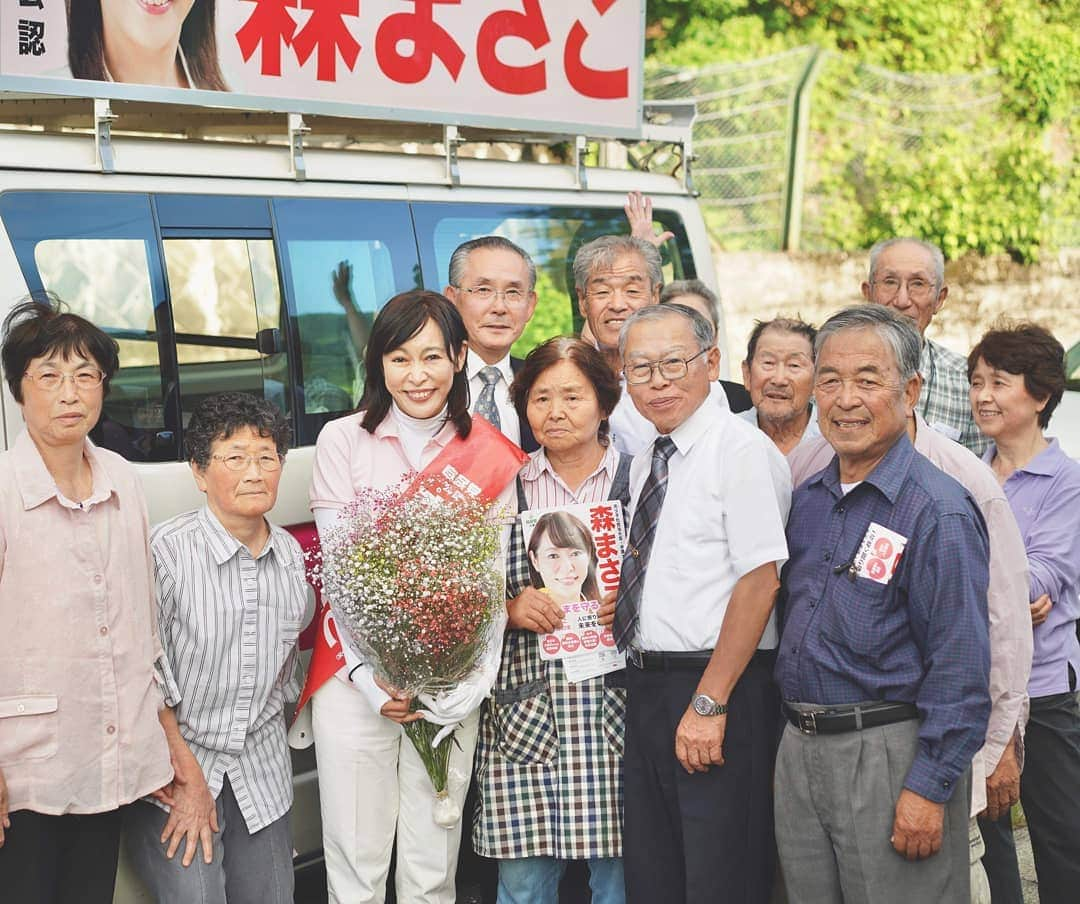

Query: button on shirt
<box><xmin>778</xmin><ymin>434</ymin><xmax>991</xmax><ymax>802</ymax></box>
<box><xmin>467</xmin><ymin>350</ymin><xmax>519</xmax><ymax>447</ymax></box>
<box><xmin>629</xmin><ymin>397</ymin><xmax>791</xmax><ymax>652</ymax></box>
<box><xmin>151</xmin><ymin>507</ymin><xmax>309</xmax><ymax>832</ymax></box>
<box><xmin>0</xmin><ymin>431</ymin><xmax>178</xmax><ymax>816</ymax></box>
<box><xmin>985</xmin><ymin>438</ymin><xmax>1080</xmax><ymax>698</ymax></box>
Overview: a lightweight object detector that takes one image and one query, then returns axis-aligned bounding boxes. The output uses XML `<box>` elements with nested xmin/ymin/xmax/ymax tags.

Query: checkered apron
<box><xmin>472</xmin><ymin>454</ymin><xmax>632</xmax><ymax>860</ymax></box>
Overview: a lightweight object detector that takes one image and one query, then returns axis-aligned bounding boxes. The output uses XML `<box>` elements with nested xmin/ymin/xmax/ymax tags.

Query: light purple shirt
<box><xmin>983</xmin><ymin>438</ymin><xmax>1080</xmax><ymax>698</ymax></box>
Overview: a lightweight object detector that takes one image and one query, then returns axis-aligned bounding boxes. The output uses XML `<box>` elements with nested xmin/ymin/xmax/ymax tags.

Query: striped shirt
<box><xmin>150</xmin><ymin>506</ymin><xmax>309</xmax><ymax>832</ymax></box>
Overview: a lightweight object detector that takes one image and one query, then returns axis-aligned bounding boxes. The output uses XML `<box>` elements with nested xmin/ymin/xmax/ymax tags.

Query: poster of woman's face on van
<box><xmin>0</xmin><ymin>0</ymin><xmax>645</xmax><ymax>138</ymax></box>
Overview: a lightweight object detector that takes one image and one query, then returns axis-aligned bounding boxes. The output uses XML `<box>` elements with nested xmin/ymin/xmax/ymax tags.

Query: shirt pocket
<box><xmin>0</xmin><ymin>694</ymin><xmax>60</xmax><ymax>764</ymax></box>
<box><xmin>819</xmin><ymin>576</ymin><xmax>897</xmax><ymax>659</ymax></box>
<box><xmin>492</xmin><ymin>679</ymin><xmax>559</xmax><ymax>765</ymax></box>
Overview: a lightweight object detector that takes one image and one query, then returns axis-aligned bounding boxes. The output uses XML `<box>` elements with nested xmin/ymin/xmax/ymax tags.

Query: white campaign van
<box><xmin>0</xmin><ymin>94</ymin><xmax>719</xmax><ymax>900</ymax></box>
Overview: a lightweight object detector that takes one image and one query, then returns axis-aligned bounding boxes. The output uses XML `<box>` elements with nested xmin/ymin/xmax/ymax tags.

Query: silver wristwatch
<box><xmin>692</xmin><ymin>693</ymin><xmax>727</xmax><ymax>717</ymax></box>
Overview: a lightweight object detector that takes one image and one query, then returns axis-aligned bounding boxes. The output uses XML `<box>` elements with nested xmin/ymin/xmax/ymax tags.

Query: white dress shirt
<box><xmin>467</xmin><ymin>349</ymin><xmax>520</xmax><ymax>447</ymax></box>
<box><xmin>630</xmin><ymin>395</ymin><xmax>792</xmax><ymax>652</ymax></box>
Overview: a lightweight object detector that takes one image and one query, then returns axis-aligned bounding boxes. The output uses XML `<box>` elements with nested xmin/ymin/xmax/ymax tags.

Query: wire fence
<box><xmin>645</xmin><ymin>48</ymin><xmax>1078</xmax><ymax>254</ymax></box>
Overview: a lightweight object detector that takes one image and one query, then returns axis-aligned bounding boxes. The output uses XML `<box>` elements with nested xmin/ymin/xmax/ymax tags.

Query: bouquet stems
<box><xmin>402</xmin><ymin>710</ymin><xmax>454</xmax><ymax>796</ymax></box>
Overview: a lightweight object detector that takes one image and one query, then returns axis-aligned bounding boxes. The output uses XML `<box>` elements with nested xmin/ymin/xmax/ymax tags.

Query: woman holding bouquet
<box><xmin>474</xmin><ymin>337</ymin><xmax>631</xmax><ymax>904</ymax></box>
<box><xmin>309</xmin><ymin>290</ymin><xmax>512</xmax><ymax>904</ymax></box>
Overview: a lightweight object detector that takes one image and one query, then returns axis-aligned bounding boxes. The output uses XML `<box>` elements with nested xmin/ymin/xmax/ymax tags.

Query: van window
<box><xmin>1</xmin><ymin>192</ymin><xmax>693</xmax><ymax>459</ymax></box>
<box><xmin>162</xmin><ymin>237</ymin><xmax>291</xmax><ymax>426</ymax></box>
<box><xmin>0</xmin><ymin>191</ymin><xmax>177</xmax><ymax>461</ymax></box>
<box><xmin>410</xmin><ymin>202</ymin><xmax>693</xmax><ymax>357</ymax></box>
<box><xmin>271</xmin><ymin>198</ymin><xmax>419</xmax><ymax>444</ymax></box>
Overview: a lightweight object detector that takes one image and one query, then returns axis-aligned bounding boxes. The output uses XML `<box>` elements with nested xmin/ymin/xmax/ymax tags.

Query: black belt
<box><xmin>626</xmin><ymin>648</ymin><xmax>775</xmax><ymax>671</ymax></box>
<box><xmin>783</xmin><ymin>701</ymin><xmax>918</xmax><ymax>735</ymax></box>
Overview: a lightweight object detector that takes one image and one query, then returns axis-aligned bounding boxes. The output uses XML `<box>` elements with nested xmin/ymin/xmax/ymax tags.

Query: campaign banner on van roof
<box><xmin>0</xmin><ymin>0</ymin><xmax>645</xmax><ymax>138</ymax></box>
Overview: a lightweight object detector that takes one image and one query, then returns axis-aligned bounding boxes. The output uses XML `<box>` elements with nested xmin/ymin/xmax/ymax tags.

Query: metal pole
<box><xmin>781</xmin><ymin>47</ymin><xmax>825</xmax><ymax>251</ymax></box>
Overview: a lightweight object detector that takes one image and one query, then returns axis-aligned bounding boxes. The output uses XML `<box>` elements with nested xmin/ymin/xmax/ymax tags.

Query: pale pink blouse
<box><xmin>0</xmin><ymin>431</ymin><xmax>177</xmax><ymax>815</ymax></box>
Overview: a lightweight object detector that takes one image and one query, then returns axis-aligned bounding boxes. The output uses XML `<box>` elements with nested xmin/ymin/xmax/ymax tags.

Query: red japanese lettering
<box><xmin>237</xmin><ymin>0</ymin><xmax>299</xmax><ymax>77</ymax></box>
<box><xmin>476</xmin><ymin>0</ymin><xmax>549</xmax><ymax>95</ymax></box>
<box><xmin>589</xmin><ymin>505</ymin><xmax>615</xmax><ymax>533</ymax></box>
<box><xmin>292</xmin><ymin>0</ymin><xmax>362</xmax><ymax>82</ymax></box>
<box><xmin>594</xmin><ymin>532</ymin><xmax>619</xmax><ymax>560</ymax></box>
<box><xmin>564</xmin><ymin>0</ymin><xmax>628</xmax><ymax>100</ymax></box>
<box><xmin>375</xmin><ymin>0</ymin><xmax>465</xmax><ymax>85</ymax></box>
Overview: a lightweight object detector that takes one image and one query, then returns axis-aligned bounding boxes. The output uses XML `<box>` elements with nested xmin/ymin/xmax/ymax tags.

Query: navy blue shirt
<box><xmin>776</xmin><ymin>434</ymin><xmax>991</xmax><ymax>803</ymax></box>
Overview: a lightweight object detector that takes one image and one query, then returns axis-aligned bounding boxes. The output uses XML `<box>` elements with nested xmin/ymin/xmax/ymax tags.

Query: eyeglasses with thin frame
<box><xmin>624</xmin><ymin>349</ymin><xmax>708</xmax><ymax>385</ymax></box>
<box><xmin>871</xmin><ymin>276</ymin><xmax>936</xmax><ymax>302</ymax></box>
<box><xmin>211</xmin><ymin>453</ymin><xmax>282</xmax><ymax>472</ymax></box>
<box><xmin>23</xmin><ymin>368</ymin><xmax>105</xmax><ymax>391</ymax></box>
<box><xmin>454</xmin><ymin>285</ymin><xmax>530</xmax><ymax>306</ymax></box>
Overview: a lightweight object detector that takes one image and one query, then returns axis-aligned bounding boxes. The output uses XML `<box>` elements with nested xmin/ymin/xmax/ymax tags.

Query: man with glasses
<box><xmin>862</xmin><ymin>237</ymin><xmax>987</xmax><ymax>453</ymax></box>
<box><xmin>775</xmin><ymin>305</ymin><xmax>990</xmax><ymax>903</ymax></box>
<box><xmin>611</xmin><ymin>304</ymin><xmax>791</xmax><ymax>902</ymax></box>
<box><xmin>126</xmin><ymin>392</ymin><xmax>310</xmax><ymax>904</ymax></box>
<box><xmin>445</xmin><ymin>236</ymin><xmax>540</xmax><ymax>452</ymax></box>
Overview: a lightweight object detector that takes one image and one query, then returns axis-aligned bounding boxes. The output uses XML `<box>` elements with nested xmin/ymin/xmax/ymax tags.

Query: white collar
<box><xmin>467</xmin><ymin>349</ymin><xmax>513</xmax><ymax>383</ymax></box>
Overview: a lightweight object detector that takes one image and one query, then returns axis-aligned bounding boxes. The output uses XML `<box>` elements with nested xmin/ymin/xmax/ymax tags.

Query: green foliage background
<box><xmin>644</xmin><ymin>0</ymin><xmax>1080</xmax><ymax>261</ymax></box>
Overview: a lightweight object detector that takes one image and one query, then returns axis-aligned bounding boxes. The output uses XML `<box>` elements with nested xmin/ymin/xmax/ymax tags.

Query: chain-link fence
<box><xmin>646</xmin><ymin>48</ymin><xmax>1078</xmax><ymax>255</ymax></box>
<box><xmin>647</xmin><ymin>47</ymin><xmax>816</xmax><ymax>251</ymax></box>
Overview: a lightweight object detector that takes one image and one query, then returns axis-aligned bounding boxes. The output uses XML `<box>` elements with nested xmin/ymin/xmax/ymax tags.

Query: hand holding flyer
<box><xmin>521</xmin><ymin>500</ymin><xmax>627</xmax><ymax>682</ymax></box>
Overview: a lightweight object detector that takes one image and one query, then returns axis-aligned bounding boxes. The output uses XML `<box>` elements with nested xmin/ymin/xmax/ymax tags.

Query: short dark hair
<box><xmin>359</xmin><ymin>291</ymin><xmax>471</xmax><ymax>439</ymax></box>
<box><xmin>1</xmin><ymin>295</ymin><xmax>120</xmax><ymax>404</ymax></box>
<box><xmin>509</xmin><ymin>337</ymin><xmax>621</xmax><ymax>447</ymax></box>
<box><xmin>968</xmin><ymin>321</ymin><xmax>1065</xmax><ymax>428</ymax></box>
<box><xmin>448</xmin><ymin>236</ymin><xmax>537</xmax><ymax>291</ymax></box>
<box><xmin>745</xmin><ymin>317</ymin><xmax>817</xmax><ymax>365</ymax></box>
<box><xmin>185</xmin><ymin>392</ymin><xmax>291</xmax><ymax>469</ymax></box>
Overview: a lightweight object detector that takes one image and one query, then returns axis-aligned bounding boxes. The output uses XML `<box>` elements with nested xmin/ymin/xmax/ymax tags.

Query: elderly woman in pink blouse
<box><xmin>0</xmin><ymin>298</ymin><xmax>180</xmax><ymax>904</ymax></box>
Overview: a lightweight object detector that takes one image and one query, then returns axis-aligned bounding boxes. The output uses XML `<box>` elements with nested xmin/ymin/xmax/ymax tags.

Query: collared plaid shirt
<box><xmin>473</xmin><ymin>446</ymin><xmax>631</xmax><ymax>860</ymax></box>
<box><xmin>777</xmin><ymin>435</ymin><xmax>991</xmax><ymax>803</ymax></box>
<box><xmin>920</xmin><ymin>338</ymin><xmax>988</xmax><ymax>455</ymax></box>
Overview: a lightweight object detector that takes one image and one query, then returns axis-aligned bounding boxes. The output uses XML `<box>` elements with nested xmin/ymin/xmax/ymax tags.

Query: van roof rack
<box><xmin>0</xmin><ymin>93</ymin><xmax>697</xmax><ymax>192</ymax></box>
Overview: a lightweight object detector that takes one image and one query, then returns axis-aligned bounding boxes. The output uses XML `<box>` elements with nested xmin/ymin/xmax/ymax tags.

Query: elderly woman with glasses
<box><xmin>125</xmin><ymin>392</ymin><xmax>307</xmax><ymax>904</ymax></box>
<box><xmin>968</xmin><ymin>322</ymin><xmax>1080</xmax><ymax>903</ymax></box>
<box><xmin>0</xmin><ymin>298</ymin><xmax>179</xmax><ymax>904</ymax></box>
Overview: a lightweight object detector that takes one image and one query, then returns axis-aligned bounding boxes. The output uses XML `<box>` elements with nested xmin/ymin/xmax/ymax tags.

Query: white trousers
<box><xmin>312</xmin><ymin>676</ymin><xmax>480</xmax><ymax>904</ymax></box>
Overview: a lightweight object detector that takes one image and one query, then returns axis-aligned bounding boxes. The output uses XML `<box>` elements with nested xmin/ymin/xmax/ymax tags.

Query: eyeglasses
<box><xmin>23</xmin><ymin>368</ymin><xmax>105</xmax><ymax>391</ymax></box>
<box><xmin>624</xmin><ymin>349</ymin><xmax>708</xmax><ymax>385</ymax></box>
<box><xmin>455</xmin><ymin>285</ymin><xmax>530</xmax><ymax>306</ymax></box>
<box><xmin>871</xmin><ymin>276</ymin><xmax>936</xmax><ymax>302</ymax></box>
<box><xmin>211</xmin><ymin>453</ymin><xmax>282</xmax><ymax>472</ymax></box>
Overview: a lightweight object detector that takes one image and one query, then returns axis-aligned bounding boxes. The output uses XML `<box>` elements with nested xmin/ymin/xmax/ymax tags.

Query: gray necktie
<box><xmin>474</xmin><ymin>366</ymin><xmax>502</xmax><ymax>430</ymax></box>
<box><xmin>614</xmin><ymin>436</ymin><xmax>677</xmax><ymax>651</ymax></box>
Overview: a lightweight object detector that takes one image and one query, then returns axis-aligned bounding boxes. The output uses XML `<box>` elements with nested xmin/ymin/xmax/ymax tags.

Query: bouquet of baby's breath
<box><xmin>320</xmin><ymin>473</ymin><xmax>504</xmax><ymax>823</ymax></box>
